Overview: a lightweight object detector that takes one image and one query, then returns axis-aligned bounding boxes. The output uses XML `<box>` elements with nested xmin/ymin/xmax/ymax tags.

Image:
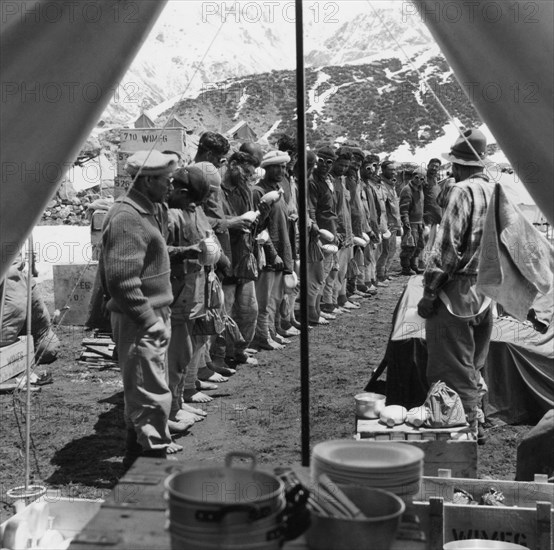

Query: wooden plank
<box><xmin>81</xmin><ymin>338</ymin><xmax>116</xmax><ymax>346</ymax></box>
<box><xmin>398</xmin><ymin>440</ymin><xmax>477</xmax><ymax>479</ymax></box>
<box><xmin>84</xmin><ymin>345</ymin><xmax>114</xmax><ymax>359</ymax></box>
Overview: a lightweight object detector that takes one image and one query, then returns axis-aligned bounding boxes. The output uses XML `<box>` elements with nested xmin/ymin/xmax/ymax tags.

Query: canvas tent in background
<box><xmin>226</xmin><ymin>120</ymin><xmax>258</xmax><ymax>142</ymax></box>
<box><xmin>133</xmin><ymin>113</ymin><xmax>156</xmax><ymax>129</ymax></box>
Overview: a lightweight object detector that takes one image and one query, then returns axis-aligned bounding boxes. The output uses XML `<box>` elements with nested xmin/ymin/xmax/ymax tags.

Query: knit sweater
<box><xmin>99</xmin><ymin>188</ymin><xmax>173</xmax><ymax>328</ymax></box>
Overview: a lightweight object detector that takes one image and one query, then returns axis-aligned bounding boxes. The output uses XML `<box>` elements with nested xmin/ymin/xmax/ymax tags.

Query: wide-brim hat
<box><xmin>442</xmin><ymin>128</ymin><xmax>488</xmax><ymax>167</ymax></box>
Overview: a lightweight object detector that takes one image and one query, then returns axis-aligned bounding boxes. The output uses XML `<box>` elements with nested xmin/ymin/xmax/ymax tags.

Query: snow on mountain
<box><xmin>105</xmin><ymin>1</ymin><xmax>436</xmax><ymax>123</ymax></box>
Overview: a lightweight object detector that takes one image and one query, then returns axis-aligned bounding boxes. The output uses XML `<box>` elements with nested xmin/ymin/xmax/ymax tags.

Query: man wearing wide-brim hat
<box><xmin>417</xmin><ymin>128</ymin><xmax>494</xmax><ymax>443</ymax></box>
<box><xmin>99</xmin><ymin>150</ymin><xmax>179</xmax><ymax>466</ymax></box>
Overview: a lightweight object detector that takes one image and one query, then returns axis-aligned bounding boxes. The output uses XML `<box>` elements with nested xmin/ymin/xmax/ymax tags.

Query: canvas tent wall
<box><xmin>226</xmin><ymin>120</ymin><xmax>257</xmax><ymax>142</ymax></box>
<box><xmin>133</xmin><ymin>113</ymin><xmax>155</xmax><ymax>128</ymax></box>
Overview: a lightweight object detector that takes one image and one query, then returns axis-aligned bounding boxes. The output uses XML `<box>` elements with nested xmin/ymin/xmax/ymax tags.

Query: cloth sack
<box><xmin>424</xmin><ymin>381</ymin><xmax>467</xmax><ymax>428</ymax></box>
<box><xmin>192</xmin><ymin>268</ymin><xmax>225</xmax><ymax>335</ymax></box>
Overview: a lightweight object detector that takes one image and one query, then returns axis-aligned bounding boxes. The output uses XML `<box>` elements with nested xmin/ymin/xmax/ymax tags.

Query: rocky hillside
<box><xmin>158</xmin><ymin>54</ymin><xmax>482</xmax><ymax>153</ymax></box>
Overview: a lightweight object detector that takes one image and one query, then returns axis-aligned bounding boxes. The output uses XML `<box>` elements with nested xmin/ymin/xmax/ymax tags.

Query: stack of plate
<box><xmin>311</xmin><ymin>440</ymin><xmax>424</xmax><ymax>498</ymax></box>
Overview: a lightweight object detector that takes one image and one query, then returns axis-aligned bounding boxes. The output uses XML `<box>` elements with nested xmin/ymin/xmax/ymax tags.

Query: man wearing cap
<box><xmin>377</xmin><ymin>160</ymin><xmax>402</xmax><ymax>283</ymax></box>
<box><xmin>306</xmin><ymin>146</ymin><xmax>338</xmax><ymax>324</ymax></box>
<box><xmin>166</xmin><ymin>164</ymin><xmax>216</xmax><ymax>423</ymax></box>
<box><xmin>418</xmin><ymin>129</ymin><xmax>494</xmax><ymax>442</ymax></box>
<box><xmin>251</xmin><ymin>150</ymin><xmax>293</xmax><ymax>350</ymax></box>
<box><xmin>398</xmin><ymin>167</ymin><xmax>426</xmax><ymax>275</ymax></box>
<box><xmin>99</xmin><ymin>150</ymin><xmax>178</xmax><ymax>466</ymax></box>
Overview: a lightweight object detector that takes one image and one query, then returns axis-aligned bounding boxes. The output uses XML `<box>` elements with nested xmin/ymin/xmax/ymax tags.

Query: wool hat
<box><xmin>307</xmin><ymin>150</ymin><xmax>317</xmax><ymax>168</ymax></box>
<box><xmin>363</xmin><ymin>153</ymin><xmax>380</xmax><ymax>165</ymax></box>
<box><xmin>261</xmin><ymin>150</ymin><xmax>291</xmax><ymax>168</ymax></box>
<box><xmin>317</xmin><ymin>146</ymin><xmax>337</xmax><ymax>161</ymax></box>
<box><xmin>125</xmin><ymin>150</ymin><xmax>179</xmax><ymax>177</ymax></box>
<box><xmin>442</xmin><ymin>128</ymin><xmax>488</xmax><ymax>167</ymax></box>
<box><xmin>411</xmin><ymin>166</ymin><xmax>427</xmax><ymax>179</ymax></box>
<box><xmin>187</xmin><ymin>161</ymin><xmax>222</xmax><ymax>192</ymax></box>
<box><xmin>350</xmin><ymin>147</ymin><xmax>365</xmax><ymax>161</ymax></box>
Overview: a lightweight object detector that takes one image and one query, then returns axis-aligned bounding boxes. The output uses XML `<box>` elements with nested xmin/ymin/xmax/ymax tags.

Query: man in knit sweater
<box><xmin>99</xmin><ymin>150</ymin><xmax>178</xmax><ymax>467</ymax></box>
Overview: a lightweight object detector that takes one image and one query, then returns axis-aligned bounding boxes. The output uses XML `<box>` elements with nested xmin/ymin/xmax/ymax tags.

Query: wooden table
<box><xmin>69</xmin><ymin>457</ymin><xmax>427</xmax><ymax>550</ymax></box>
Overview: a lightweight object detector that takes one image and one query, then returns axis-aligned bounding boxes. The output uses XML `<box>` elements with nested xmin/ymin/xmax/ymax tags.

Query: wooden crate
<box><xmin>356</xmin><ymin>418</ymin><xmax>477</xmax><ymax>478</ymax></box>
<box><xmin>0</xmin><ymin>336</ymin><xmax>33</xmax><ymax>383</ymax></box>
<box><xmin>411</xmin><ymin>470</ymin><xmax>554</xmax><ymax>550</ymax></box>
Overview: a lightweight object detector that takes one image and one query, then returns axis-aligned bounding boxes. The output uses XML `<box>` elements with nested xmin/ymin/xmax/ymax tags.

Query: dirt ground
<box><xmin>0</xmin><ymin>272</ymin><xmax>531</xmax><ymax>522</ymax></box>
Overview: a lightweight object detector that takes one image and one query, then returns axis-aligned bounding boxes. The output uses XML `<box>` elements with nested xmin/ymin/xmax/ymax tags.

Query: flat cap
<box><xmin>261</xmin><ymin>150</ymin><xmax>291</xmax><ymax>168</ymax></box>
<box><xmin>125</xmin><ymin>150</ymin><xmax>179</xmax><ymax>177</ymax></box>
<box><xmin>317</xmin><ymin>146</ymin><xmax>337</xmax><ymax>160</ymax></box>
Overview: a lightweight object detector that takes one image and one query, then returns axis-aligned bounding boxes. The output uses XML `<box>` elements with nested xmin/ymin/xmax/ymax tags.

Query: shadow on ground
<box><xmin>46</xmin><ymin>392</ymin><xmax>126</xmax><ymax>491</ymax></box>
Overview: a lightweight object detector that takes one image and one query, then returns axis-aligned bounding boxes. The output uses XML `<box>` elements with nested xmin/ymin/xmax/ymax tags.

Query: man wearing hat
<box><xmin>99</xmin><ymin>150</ymin><xmax>179</xmax><ymax>466</ymax></box>
<box><xmin>398</xmin><ymin>167</ymin><xmax>426</xmax><ymax>275</ymax></box>
<box><xmin>418</xmin><ymin>128</ymin><xmax>494</xmax><ymax>443</ymax></box>
<box><xmin>251</xmin><ymin>150</ymin><xmax>293</xmax><ymax>350</ymax></box>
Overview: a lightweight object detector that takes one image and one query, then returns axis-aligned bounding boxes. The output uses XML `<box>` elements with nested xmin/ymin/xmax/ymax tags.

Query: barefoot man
<box><xmin>99</xmin><ymin>150</ymin><xmax>181</xmax><ymax>467</ymax></box>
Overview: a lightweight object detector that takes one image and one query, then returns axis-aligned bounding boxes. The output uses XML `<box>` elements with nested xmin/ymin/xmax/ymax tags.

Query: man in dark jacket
<box><xmin>307</xmin><ymin>146</ymin><xmax>338</xmax><ymax>324</ymax></box>
<box><xmin>399</xmin><ymin>167</ymin><xmax>426</xmax><ymax>275</ymax></box>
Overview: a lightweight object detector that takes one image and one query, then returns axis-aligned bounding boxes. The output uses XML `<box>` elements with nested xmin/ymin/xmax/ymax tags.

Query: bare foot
<box><xmin>175</xmin><ymin>409</ymin><xmax>204</xmax><ymax>423</ymax></box>
<box><xmin>195</xmin><ymin>380</ymin><xmax>218</xmax><ymax>391</ymax></box>
<box><xmin>181</xmin><ymin>402</ymin><xmax>208</xmax><ymax>417</ymax></box>
<box><xmin>167</xmin><ymin>441</ymin><xmax>183</xmax><ymax>454</ymax></box>
<box><xmin>207</xmin><ymin>362</ymin><xmax>236</xmax><ymax>376</ymax></box>
<box><xmin>271</xmin><ymin>334</ymin><xmax>291</xmax><ymax>345</ymax></box>
<box><xmin>198</xmin><ymin>367</ymin><xmax>228</xmax><ymax>383</ymax></box>
<box><xmin>168</xmin><ymin>417</ymin><xmax>194</xmax><ymax>434</ymax></box>
<box><xmin>184</xmin><ymin>390</ymin><xmax>213</xmax><ymax>403</ymax></box>
<box><xmin>267</xmin><ymin>338</ymin><xmax>285</xmax><ymax>350</ymax></box>
<box><xmin>244</xmin><ymin>348</ymin><xmax>258</xmax><ymax>355</ymax></box>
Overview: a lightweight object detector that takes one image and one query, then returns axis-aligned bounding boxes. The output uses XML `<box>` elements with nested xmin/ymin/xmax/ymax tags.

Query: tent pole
<box><xmin>295</xmin><ymin>0</ymin><xmax>310</xmax><ymax>467</ymax></box>
<box><xmin>25</xmin><ymin>235</ymin><xmax>34</xmax><ymax>490</ymax></box>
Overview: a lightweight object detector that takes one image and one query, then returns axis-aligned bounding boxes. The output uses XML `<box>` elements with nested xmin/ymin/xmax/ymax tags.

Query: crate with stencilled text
<box><xmin>0</xmin><ymin>336</ymin><xmax>33</xmax><ymax>383</ymax></box>
<box><xmin>411</xmin><ymin>470</ymin><xmax>554</xmax><ymax>550</ymax></box>
<box><xmin>355</xmin><ymin>418</ymin><xmax>477</xmax><ymax>478</ymax></box>
<box><xmin>119</xmin><ymin>128</ymin><xmax>186</xmax><ymax>155</ymax></box>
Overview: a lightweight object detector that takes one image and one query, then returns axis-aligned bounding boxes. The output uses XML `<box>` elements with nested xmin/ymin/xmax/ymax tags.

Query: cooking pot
<box><xmin>354</xmin><ymin>392</ymin><xmax>386</xmax><ymax>419</ymax></box>
<box><xmin>164</xmin><ymin>452</ymin><xmax>285</xmax><ymax>528</ymax></box>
